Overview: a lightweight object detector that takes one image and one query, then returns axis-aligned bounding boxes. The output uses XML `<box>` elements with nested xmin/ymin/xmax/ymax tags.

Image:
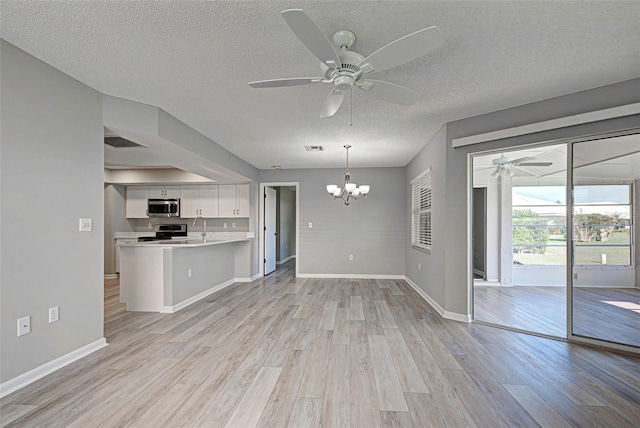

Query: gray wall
<box><xmin>1</xmin><ymin>41</ymin><xmax>105</xmax><ymax>383</ymax></box>
<box><xmin>408</xmin><ymin>79</ymin><xmax>640</xmax><ymax>318</ymax></box>
<box><xmin>259</xmin><ymin>168</ymin><xmax>405</xmax><ymax>276</ymax></box>
<box><xmin>405</xmin><ymin>126</ymin><xmax>448</xmax><ymax>307</ymax></box>
<box><xmin>277</xmin><ymin>187</ymin><xmax>296</xmax><ymax>262</ymax></box>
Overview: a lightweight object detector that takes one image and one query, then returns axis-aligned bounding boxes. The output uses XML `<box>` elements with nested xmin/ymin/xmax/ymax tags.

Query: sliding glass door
<box><xmin>472</xmin><ymin>144</ymin><xmax>567</xmax><ymax>337</ymax></box>
<box><xmin>570</xmin><ymin>134</ymin><xmax>640</xmax><ymax>349</ymax></box>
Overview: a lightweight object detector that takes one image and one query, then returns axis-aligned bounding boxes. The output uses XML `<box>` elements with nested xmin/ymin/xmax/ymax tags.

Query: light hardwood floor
<box><xmin>2</xmin><ymin>260</ymin><xmax>640</xmax><ymax>427</ymax></box>
<box><xmin>474</xmin><ymin>285</ymin><xmax>640</xmax><ymax>347</ymax></box>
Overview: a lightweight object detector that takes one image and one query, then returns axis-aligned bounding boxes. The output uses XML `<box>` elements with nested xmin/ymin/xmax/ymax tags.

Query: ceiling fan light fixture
<box><xmin>248</xmin><ymin>9</ymin><xmax>444</xmax><ymax>118</ymax></box>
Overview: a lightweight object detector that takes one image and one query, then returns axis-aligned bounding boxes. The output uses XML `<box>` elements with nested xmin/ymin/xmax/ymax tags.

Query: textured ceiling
<box><xmin>1</xmin><ymin>1</ymin><xmax>639</xmax><ymax>170</ymax></box>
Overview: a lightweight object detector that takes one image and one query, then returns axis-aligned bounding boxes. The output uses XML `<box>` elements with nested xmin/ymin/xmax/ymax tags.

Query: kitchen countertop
<box><xmin>117</xmin><ymin>237</ymin><xmax>252</xmax><ymax>248</ymax></box>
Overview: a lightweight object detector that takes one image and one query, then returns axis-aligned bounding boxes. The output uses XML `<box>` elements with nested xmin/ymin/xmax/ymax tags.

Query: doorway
<box><xmin>264</xmin><ymin>186</ymin><xmax>277</xmax><ymax>275</ymax></box>
<box><xmin>259</xmin><ymin>182</ymin><xmax>299</xmax><ymax>278</ymax></box>
<box><xmin>472</xmin><ymin>187</ymin><xmax>487</xmax><ymax>279</ymax></box>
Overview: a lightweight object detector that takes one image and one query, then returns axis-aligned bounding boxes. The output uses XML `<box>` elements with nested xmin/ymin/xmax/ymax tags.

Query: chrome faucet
<box><xmin>192</xmin><ymin>215</ymin><xmax>207</xmax><ymax>242</ymax></box>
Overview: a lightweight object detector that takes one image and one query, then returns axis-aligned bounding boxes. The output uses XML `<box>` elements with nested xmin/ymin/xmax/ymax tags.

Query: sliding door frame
<box><xmin>566</xmin><ymin>131</ymin><xmax>640</xmax><ymax>355</ymax></box>
<box><xmin>468</xmin><ymin>125</ymin><xmax>640</xmax><ymax>355</ymax></box>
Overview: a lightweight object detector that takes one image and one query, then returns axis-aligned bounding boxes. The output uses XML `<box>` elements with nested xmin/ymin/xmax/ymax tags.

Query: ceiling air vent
<box><xmin>104</xmin><ymin>136</ymin><xmax>144</xmax><ymax>148</ymax></box>
<box><xmin>304</xmin><ymin>145</ymin><xmax>324</xmax><ymax>152</ymax></box>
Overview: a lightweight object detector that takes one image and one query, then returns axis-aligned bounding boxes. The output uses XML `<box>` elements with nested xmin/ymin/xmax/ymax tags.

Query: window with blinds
<box><xmin>411</xmin><ymin>168</ymin><xmax>432</xmax><ymax>252</ymax></box>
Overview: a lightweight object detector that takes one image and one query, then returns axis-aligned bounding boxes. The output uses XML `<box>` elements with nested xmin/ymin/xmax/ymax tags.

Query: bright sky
<box><xmin>514</xmin><ymin>185</ymin><xmax>630</xmax><ymax>205</ymax></box>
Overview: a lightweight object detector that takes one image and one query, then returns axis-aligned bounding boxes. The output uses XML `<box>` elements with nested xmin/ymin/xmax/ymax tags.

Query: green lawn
<box><xmin>513</xmin><ymin>231</ymin><xmax>631</xmax><ymax>266</ymax></box>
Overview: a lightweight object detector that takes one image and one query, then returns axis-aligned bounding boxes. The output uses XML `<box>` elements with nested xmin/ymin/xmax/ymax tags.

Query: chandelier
<box><xmin>326</xmin><ymin>145</ymin><xmax>370</xmax><ymax>205</ymax></box>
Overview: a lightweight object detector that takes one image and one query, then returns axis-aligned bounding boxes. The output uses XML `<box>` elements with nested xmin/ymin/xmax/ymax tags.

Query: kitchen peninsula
<box><xmin>118</xmin><ymin>236</ymin><xmax>253</xmax><ymax>313</ymax></box>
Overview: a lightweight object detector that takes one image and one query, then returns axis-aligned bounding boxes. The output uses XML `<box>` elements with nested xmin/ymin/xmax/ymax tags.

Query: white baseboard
<box><xmin>0</xmin><ymin>338</ymin><xmax>108</xmax><ymax>398</ymax></box>
<box><xmin>162</xmin><ymin>279</ymin><xmax>236</xmax><ymax>313</ymax></box>
<box><xmin>276</xmin><ymin>255</ymin><xmax>296</xmax><ymax>265</ymax></box>
<box><xmin>403</xmin><ymin>276</ymin><xmax>471</xmax><ymax>323</ymax></box>
<box><xmin>297</xmin><ymin>274</ymin><xmax>405</xmax><ymax>279</ymax></box>
<box><xmin>235</xmin><ymin>274</ymin><xmax>260</xmax><ymax>283</ymax></box>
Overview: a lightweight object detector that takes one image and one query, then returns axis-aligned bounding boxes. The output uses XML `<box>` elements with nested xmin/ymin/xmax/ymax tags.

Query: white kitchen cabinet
<box><xmin>219</xmin><ymin>184</ymin><xmax>250</xmax><ymax>217</ymax></box>
<box><xmin>180</xmin><ymin>185</ymin><xmax>219</xmax><ymax>218</ymax></box>
<box><xmin>148</xmin><ymin>185</ymin><xmax>180</xmax><ymax>199</ymax></box>
<box><xmin>125</xmin><ymin>186</ymin><xmax>149</xmax><ymax>218</ymax></box>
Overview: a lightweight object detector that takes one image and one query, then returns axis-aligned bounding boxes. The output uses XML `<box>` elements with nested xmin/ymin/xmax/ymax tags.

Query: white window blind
<box><xmin>411</xmin><ymin>168</ymin><xmax>432</xmax><ymax>252</ymax></box>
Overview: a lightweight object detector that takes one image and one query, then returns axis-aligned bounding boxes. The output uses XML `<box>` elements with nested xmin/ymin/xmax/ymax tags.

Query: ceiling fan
<box><xmin>248</xmin><ymin>9</ymin><xmax>444</xmax><ymax>118</ymax></box>
<box><xmin>488</xmin><ymin>154</ymin><xmax>553</xmax><ymax>178</ymax></box>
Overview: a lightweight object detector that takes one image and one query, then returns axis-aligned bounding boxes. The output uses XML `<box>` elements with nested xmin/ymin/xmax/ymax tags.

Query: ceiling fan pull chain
<box><xmin>350</xmin><ymin>88</ymin><xmax>353</xmax><ymax>126</ymax></box>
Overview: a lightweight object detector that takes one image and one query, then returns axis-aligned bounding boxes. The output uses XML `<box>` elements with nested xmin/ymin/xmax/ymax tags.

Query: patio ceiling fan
<box><xmin>488</xmin><ymin>154</ymin><xmax>553</xmax><ymax>178</ymax></box>
<box><xmin>248</xmin><ymin>9</ymin><xmax>444</xmax><ymax>118</ymax></box>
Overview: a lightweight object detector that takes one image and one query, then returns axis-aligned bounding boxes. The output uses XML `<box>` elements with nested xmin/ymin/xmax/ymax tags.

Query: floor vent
<box><xmin>304</xmin><ymin>145</ymin><xmax>324</xmax><ymax>152</ymax></box>
<box><xmin>104</xmin><ymin>136</ymin><xmax>144</xmax><ymax>148</ymax></box>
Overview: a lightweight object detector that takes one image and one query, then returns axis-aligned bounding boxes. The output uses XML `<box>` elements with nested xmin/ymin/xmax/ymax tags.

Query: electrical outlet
<box><xmin>349</xmin><ymin>254</ymin><xmax>354</xmax><ymax>261</ymax></box>
<box><xmin>148</xmin><ymin>223</ymin><xmax>153</xmax><ymax>229</ymax></box>
<box><xmin>232</xmin><ymin>223</ymin><xmax>236</xmax><ymax>228</ymax></box>
<box><xmin>308</xmin><ymin>222</ymin><xmax>313</xmax><ymax>229</ymax></box>
<box><xmin>224</xmin><ymin>223</ymin><xmax>227</xmax><ymax>228</ymax></box>
<box><xmin>49</xmin><ymin>306</ymin><xmax>59</xmax><ymax>323</ymax></box>
<box><xmin>419</xmin><ymin>262</ymin><xmax>421</xmax><ymax>270</ymax></box>
<box><xmin>188</xmin><ymin>269</ymin><xmax>192</xmax><ymax>278</ymax></box>
<box><xmin>17</xmin><ymin>316</ymin><xmax>31</xmax><ymax>336</ymax></box>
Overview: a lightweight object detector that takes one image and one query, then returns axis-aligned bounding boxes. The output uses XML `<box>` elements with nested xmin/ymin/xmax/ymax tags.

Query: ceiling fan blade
<box><xmin>360</xmin><ymin>79</ymin><xmax>420</xmax><ymax>105</ymax></box>
<box><xmin>281</xmin><ymin>9</ymin><xmax>341</xmax><ymax>67</ymax></box>
<box><xmin>508</xmin><ymin>156</ymin><xmax>535</xmax><ymax>164</ymax></box>
<box><xmin>519</xmin><ymin>162</ymin><xmax>553</xmax><ymax>167</ymax></box>
<box><xmin>357</xmin><ymin>26</ymin><xmax>443</xmax><ymax>74</ymax></box>
<box><xmin>320</xmin><ymin>90</ymin><xmax>344</xmax><ymax>118</ymax></box>
<box><xmin>248</xmin><ymin>77</ymin><xmax>323</xmax><ymax>88</ymax></box>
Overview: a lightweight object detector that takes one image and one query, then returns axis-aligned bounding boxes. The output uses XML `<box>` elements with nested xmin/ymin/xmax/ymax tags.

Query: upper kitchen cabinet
<box><xmin>125</xmin><ymin>186</ymin><xmax>149</xmax><ymax>218</ymax></box>
<box><xmin>219</xmin><ymin>184</ymin><xmax>250</xmax><ymax>217</ymax></box>
<box><xmin>148</xmin><ymin>185</ymin><xmax>180</xmax><ymax>199</ymax></box>
<box><xmin>181</xmin><ymin>185</ymin><xmax>219</xmax><ymax>218</ymax></box>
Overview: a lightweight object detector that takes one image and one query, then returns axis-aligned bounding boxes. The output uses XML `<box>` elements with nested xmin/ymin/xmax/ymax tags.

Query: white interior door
<box><xmin>264</xmin><ymin>187</ymin><xmax>277</xmax><ymax>275</ymax></box>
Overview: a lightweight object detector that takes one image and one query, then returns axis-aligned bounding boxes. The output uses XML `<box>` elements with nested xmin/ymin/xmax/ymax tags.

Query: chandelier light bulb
<box><xmin>359</xmin><ymin>185</ymin><xmax>370</xmax><ymax>195</ymax></box>
<box><xmin>352</xmin><ymin>188</ymin><xmax>361</xmax><ymax>196</ymax></box>
<box><xmin>326</xmin><ymin>184</ymin><xmax>338</xmax><ymax>194</ymax></box>
<box><xmin>333</xmin><ymin>188</ymin><xmax>342</xmax><ymax>196</ymax></box>
<box><xmin>345</xmin><ymin>182</ymin><xmax>357</xmax><ymax>193</ymax></box>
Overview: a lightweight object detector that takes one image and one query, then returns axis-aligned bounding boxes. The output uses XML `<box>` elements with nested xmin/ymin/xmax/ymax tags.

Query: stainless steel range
<box><xmin>138</xmin><ymin>224</ymin><xmax>187</xmax><ymax>242</ymax></box>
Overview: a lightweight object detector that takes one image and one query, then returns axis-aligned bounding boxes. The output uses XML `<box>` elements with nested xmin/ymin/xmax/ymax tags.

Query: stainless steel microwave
<box><xmin>147</xmin><ymin>199</ymin><xmax>180</xmax><ymax>217</ymax></box>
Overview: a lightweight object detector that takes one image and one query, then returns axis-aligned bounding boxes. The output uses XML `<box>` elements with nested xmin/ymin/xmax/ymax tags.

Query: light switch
<box><xmin>308</xmin><ymin>222</ymin><xmax>313</xmax><ymax>229</ymax></box>
<box><xmin>17</xmin><ymin>316</ymin><xmax>31</xmax><ymax>336</ymax></box>
<box><xmin>79</xmin><ymin>218</ymin><xmax>92</xmax><ymax>232</ymax></box>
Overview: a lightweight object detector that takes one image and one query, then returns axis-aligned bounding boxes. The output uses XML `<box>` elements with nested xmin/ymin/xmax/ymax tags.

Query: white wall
<box><xmin>259</xmin><ymin>168</ymin><xmax>405</xmax><ymax>276</ymax></box>
<box><xmin>1</xmin><ymin>41</ymin><xmax>105</xmax><ymax>383</ymax></box>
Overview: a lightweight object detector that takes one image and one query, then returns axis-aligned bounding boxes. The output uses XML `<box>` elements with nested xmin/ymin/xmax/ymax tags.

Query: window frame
<box><xmin>572</xmin><ymin>183</ymin><xmax>634</xmax><ymax>268</ymax></box>
<box><xmin>411</xmin><ymin>168</ymin><xmax>432</xmax><ymax>253</ymax></box>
